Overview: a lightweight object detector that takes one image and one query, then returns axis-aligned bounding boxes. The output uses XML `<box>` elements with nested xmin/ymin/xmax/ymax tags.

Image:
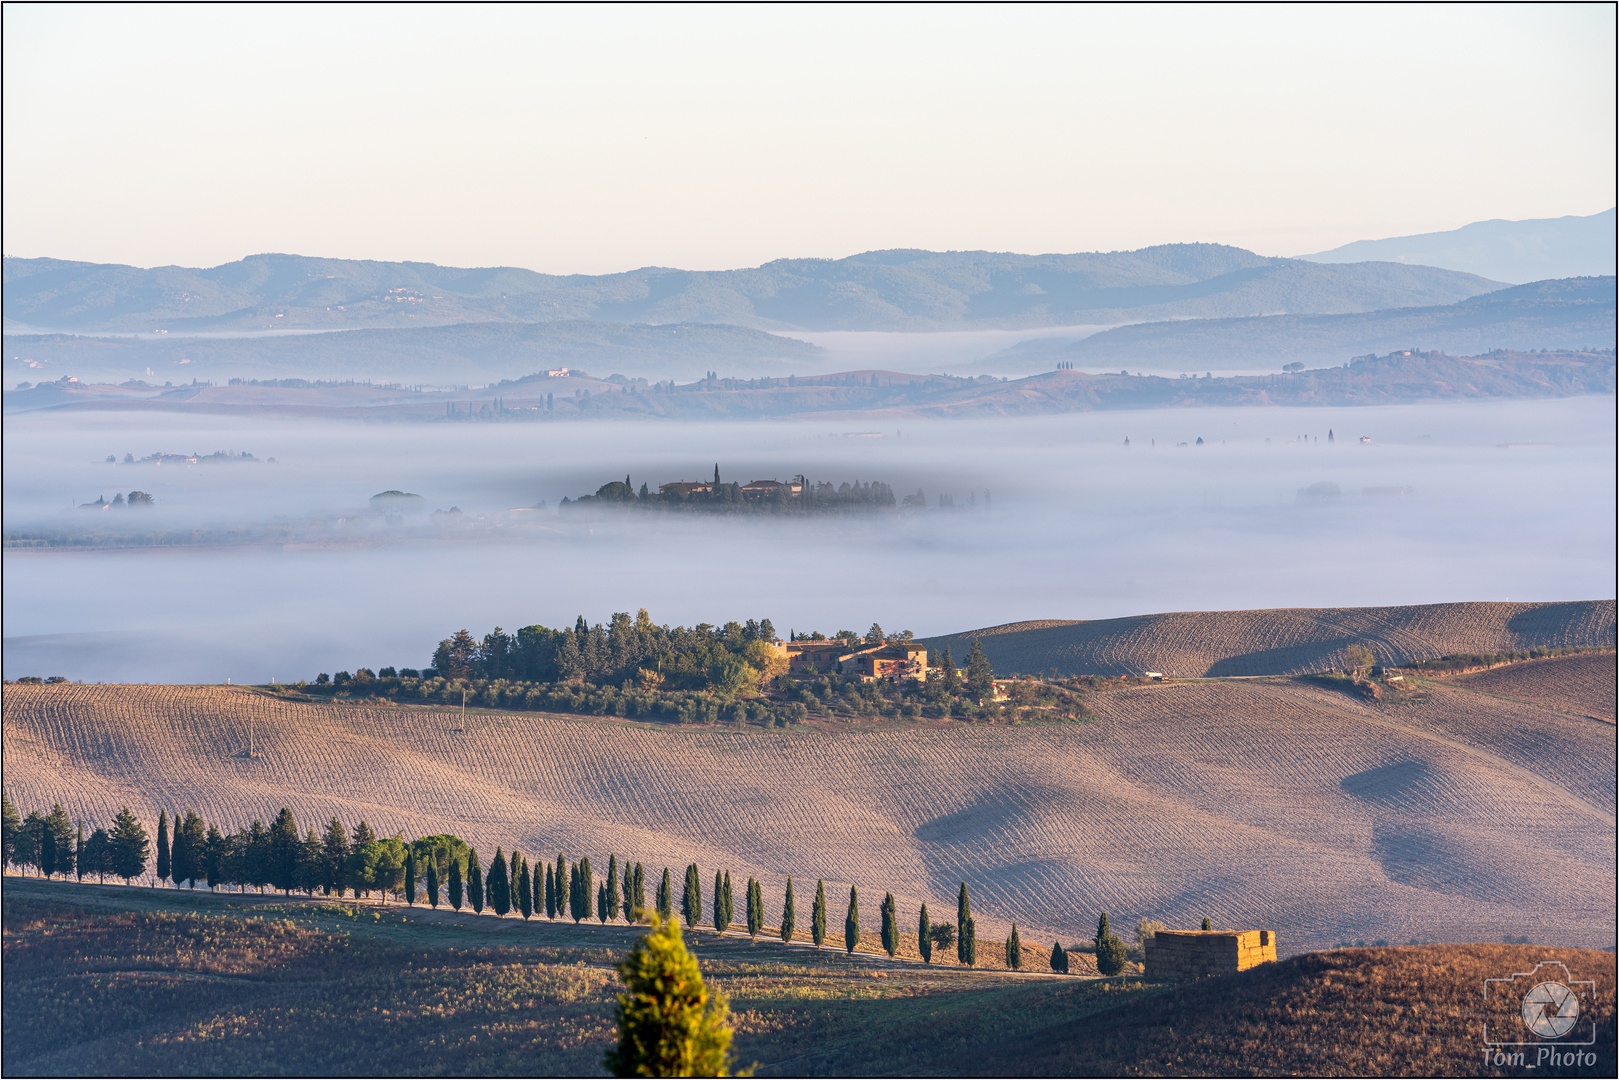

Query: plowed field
<box><xmin>921</xmin><ymin>599</ymin><xmax>1616</xmax><ymax>677</ymax></box>
<box><xmin>1449</xmin><ymin>651</ymin><xmax>1617</xmax><ymax>723</ymax></box>
<box><xmin>6</xmin><ymin>671</ymin><xmax>1612</xmax><ymax>954</ymax></box>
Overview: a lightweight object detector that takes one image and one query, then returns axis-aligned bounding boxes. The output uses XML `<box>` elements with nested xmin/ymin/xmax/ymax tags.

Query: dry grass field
<box><xmin>5</xmin><ymin>658</ymin><xmax>1613</xmax><ymax>955</ymax></box>
<box><xmin>921</xmin><ymin>600</ymin><xmax>1616</xmax><ymax>677</ymax></box>
<box><xmin>4</xmin><ymin>882</ymin><xmax>1612</xmax><ymax>1077</ymax></box>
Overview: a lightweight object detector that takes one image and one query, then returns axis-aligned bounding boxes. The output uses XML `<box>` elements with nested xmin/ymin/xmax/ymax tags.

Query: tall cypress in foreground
<box><xmin>811</xmin><ymin>880</ymin><xmax>827</xmax><ymax>947</ymax></box>
<box><xmin>843</xmin><ymin>886</ymin><xmax>860</xmax><ymax>954</ymax></box>
<box><xmin>657</xmin><ymin>867</ymin><xmax>673</xmax><ymax>921</ymax></box>
<box><xmin>467</xmin><ymin>847</ymin><xmax>484</xmax><ymax>913</ymax></box>
<box><xmin>682</xmin><ymin>864</ymin><xmax>702</xmax><ymax>928</ymax></box>
<box><xmin>488</xmin><ymin>848</ymin><xmax>510</xmax><ymax>916</ymax></box>
<box><xmin>1005</xmin><ymin>923</ymin><xmax>1022</xmax><ymax>970</ymax></box>
<box><xmin>427</xmin><ymin>858</ymin><xmax>440</xmax><ymax>908</ymax></box>
<box><xmin>155</xmin><ymin>810</ymin><xmax>171</xmax><ymax>886</ymax></box>
<box><xmin>780</xmin><ymin>878</ymin><xmax>796</xmax><ymax>944</ymax></box>
<box><xmin>518</xmin><ymin>857</ymin><xmax>533</xmax><ymax>919</ymax></box>
<box><xmin>918</xmin><ymin>903</ymin><xmax>933</xmax><ymax>963</ymax></box>
<box><xmin>606</xmin><ymin>855</ymin><xmax>621</xmax><ymax>922</ymax></box>
<box><xmin>404</xmin><ymin>850</ymin><xmax>417</xmax><ymax>906</ymax></box>
<box><xmin>880</xmin><ymin>892</ymin><xmax>898</xmax><ymax>957</ymax></box>
<box><xmin>449</xmin><ymin>855</ymin><xmax>463</xmax><ymax>910</ymax></box>
<box><xmin>746</xmin><ymin>878</ymin><xmax>763</xmax><ymax>939</ymax></box>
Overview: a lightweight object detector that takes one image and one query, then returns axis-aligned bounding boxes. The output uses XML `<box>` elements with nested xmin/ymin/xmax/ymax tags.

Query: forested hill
<box><xmin>3</xmin><ymin>245</ymin><xmax>1500</xmax><ymax>334</ymax></box>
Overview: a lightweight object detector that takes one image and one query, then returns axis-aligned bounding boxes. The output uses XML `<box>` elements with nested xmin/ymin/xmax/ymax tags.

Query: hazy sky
<box><xmin>4</xmin><ymin>4</ymin><xmax>1614</xmax><ymax>273</ymax></box>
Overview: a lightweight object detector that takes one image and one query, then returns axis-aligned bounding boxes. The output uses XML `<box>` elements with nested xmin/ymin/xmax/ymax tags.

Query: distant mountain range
<box><xmin>1302</xmin><ymin>208</ymin><xmax>1615</xmax><ymax>284</ymax></box>
<box><xmin>3</xmin><ymin>244</ymin><xmax>1501</xmax><ymax>335</ymax></box>
<box><xmin>997</xmin><ymin>277</ymin><xmax>1616</xmax><ymax>373</ymax></box>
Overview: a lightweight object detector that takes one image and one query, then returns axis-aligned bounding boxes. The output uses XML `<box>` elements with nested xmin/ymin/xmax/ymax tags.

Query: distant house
<box><xmin>782</xmin><ymin>640</ymin><xmax>926</xmax><ymax>682</ymax></box>
<box><xmin>741</xmin><ymin>478</ymin><xmax>803</xmax><ymax>497</ymax></box>
<box><xmin>658</xmin><ymin>481</ymin><xmax>712</xmax><ymax>498</ymax></box>
<box><xmin>547</xmin><ymin>368</ymin><xmax>570</xmax><ymax>378</ymax></box>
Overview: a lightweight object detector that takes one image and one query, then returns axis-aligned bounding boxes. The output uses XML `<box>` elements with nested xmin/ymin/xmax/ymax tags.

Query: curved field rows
<box><xmin>1450</xmin><ymin>652</ymin><xmax>1617</xmax><ymax>722</ymax></box>
<box><xmin>921</xmin><ymin>600</ymin><xmax>1616</xmax><ymax>677</ymax></box>
<box><xmin>3</xmin><ymin>681</ymin><xmax>1613</xmax><ymax>953</ymax></box>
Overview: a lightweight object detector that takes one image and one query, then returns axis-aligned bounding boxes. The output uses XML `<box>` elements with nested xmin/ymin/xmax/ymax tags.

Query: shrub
<box><xmin>603</xmin><ymin>919</ymin><xmax>737</xmax><ymax>1077</ymax></box>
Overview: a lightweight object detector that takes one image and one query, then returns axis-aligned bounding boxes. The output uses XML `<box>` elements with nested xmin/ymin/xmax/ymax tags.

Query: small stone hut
<box><xmin>1144</xmin><ymin>930</ymin><xmax>1277</xmax><ymax>980</ymax></box>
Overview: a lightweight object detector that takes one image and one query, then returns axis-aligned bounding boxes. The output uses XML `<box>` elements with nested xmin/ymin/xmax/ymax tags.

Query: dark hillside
<box><xmin>988</xmin><ymin>945</ymin><xmax>1616</xmax><ymax>1078</ymax></box>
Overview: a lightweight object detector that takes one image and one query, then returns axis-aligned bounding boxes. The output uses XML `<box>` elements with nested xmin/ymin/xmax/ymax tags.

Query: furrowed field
<box><xmin>4</xmin><ymin>651</ymin><xmax>1614</xmax><ymax>952</ymax></box>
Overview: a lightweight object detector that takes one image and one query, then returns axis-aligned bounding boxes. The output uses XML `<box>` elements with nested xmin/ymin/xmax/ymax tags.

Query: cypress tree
<box><xmin>780</xmin><ymin>877</ymin><xmax>796</xmax><ymax>944</ymax></box>
<box><xmin>657</xmin><ymin>867</ymin><xmax>673</xmax><ymax>921</ymax></box>
<box><xmin>957</xmin><ymin>882</ymin><xmax>975</xmax><ymax>966</ymax></box>
<box><xmin>1005</xmin><ymin>923</ymin><xmax>1022</xmax><ymax>970</ymax></box>
<box><xmin>427</xmin><ymin>857</ymin><xmax>439</xmax><ymax>908</ymax></box>
<box><xmin>44</xmin><ymin>804</ymin><xmax>74</xmax><ymax>880</ymax></box>
<box><xmin>1097</xmin><ymin>912</ymin><xmax>1112</xmax><ymax>945</ymax></box>
<box><xmin>746</xmin><ymin>877</ymin><xmax>763</xmax><ymax>939</ymax></box>
<box><xmin>723</xmin><ymin>872</ymin><xmax>734</xmax><ymax>930</ymax></box>
<box><xmin>556</xmin><ymin>854</ymin><xmax>568</xmax><ymax>917</ymax></box>
<box><xmin>518</xmin><ymin>856</ymin><xmax>533</xmax><ymax>919</ymax></box>
<box><xmin>918</xmin><ymin>903</ymin><xmax>932</xmax><ymax>963</ymax></box>
<box><xmin>156</xmin><ymin>810</ymin><xmax>171</xmax><ymax>886</ymax></box>
<box><xmin>1</xmin><ymin>792</ymin><xmax>19</xmax><ymax>871</ymax></box>
<box><xmin>545</xmin><ymin>863</ymin><xmax>557</xmax><ymax>918</ymax></box>
<box><xmin>322</xmin><ymin>818</ymin><xmax>349</xmax><ymax>897</ymax></box>
<box><xmin>607</xmin><ymin>855</ymin><xmax>621</xmax><ymax>921</ymax></box>
<box><xmin>467</xmin><ymin>847</ymin><xmax>484</xmax><ymax>913</ymax></box>
<box><xmin>489</xmin><ymin>848</ymin><xmax>510</xmax><ymax>916</ymax></box>
<box><xmin>682</xmin><ymin>864</ymin><xmax>702</xmax><ymax>928</ymax></box>
<box><xmin>74</xmin><ymin>822</ymin><xmax>86</xmax><ymax>882</ymax></box>
<box><xmin>713</xmin><ymin>871</ymin><xmax>728</xmax><ymax>933</ymax></box>
<box><xmin>578</xmin><ymin>857</ymin><xmax>593</xmax><ymax>921</ymax></box>
<box><xmin>269</xmin><ymin>808</ymin><xmax>299</xmax><ymax>893</ymax></box>
<box><xmin>170</xmin><ymin>813</ymin><xmax>192</xmax><ymax>888</ymax></box>
<box><xmin>880</xmin><ymin>892</ymin><xmax>898</xmax><ymax>957</ymax></box>
<box><xmin>843</xmin><ymin>886</ymin><xmax>860</xmax><ymax>954</ymax></box>
<box><xmin>205</xmin><ymin>824</ymin><xmax>223</xmax><ymax>890</ymax></box>
<box><xmin>41</xmin><ymin>822</ymin><xmax>56</xmax><ymax>879</ymax></box>
<box><xmin>110</xmin><ymin>806</ymin><xmax>149</xmax><ymax>884</ymax></box>
<box><xmin>1050</xmin><ymin>941</ymin><xmax>1067</xmax><ymax>973</ymax></box>
<box><xmin>633</xmin><ymin>863</ymin><xmax>646</xmax><ymax>919</ymax></box>
<box><xmin>449</xmin><ymin>854</ymin><xmax>464</xmax><ymax>910</ymax></box>
<box><xmin>602</xmin><ymin>916</ymin><xmax>739</xmax><ymax>1077</ymax></box>
<box><xmin>598</xmin><ymin>880</ymin><xmax>609</xmax><ymax>923</ymax></box>
<box><xmin>1202</xmin><ymin>916</ymin><xmax>1213</xmax><ymax>931</ymax></box>
<box><xmin>812</xmin><ymin>880</ymin><xmax>827</xmax><ymax>947</ymax></box>
<box><xmin>181</xmin><ymin>812</ymin><xmax>205</xmax><ymax>888</ymax></box>
<box><xmin>404</xmin><ymin>849</ymin><xmax>417</xmax><ymax>906</ymax></box>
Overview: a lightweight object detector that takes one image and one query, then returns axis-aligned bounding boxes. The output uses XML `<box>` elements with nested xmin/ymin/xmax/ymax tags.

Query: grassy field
<box><xmin>5</xmin><ymin>654</ymin><xmax>1614</xmax><ymax>953</ymax></box>
<box><xmin>3</xmin><ymin>879</ymin><xmax>1612</xmax><ymax>1077</ymax></box>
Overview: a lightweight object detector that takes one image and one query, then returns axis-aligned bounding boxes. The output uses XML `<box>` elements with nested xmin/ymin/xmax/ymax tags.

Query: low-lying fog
<box><xmin>4</xmin><ymin>397</ymin><xmax>1613</xmax><ymax>683</ymax></box>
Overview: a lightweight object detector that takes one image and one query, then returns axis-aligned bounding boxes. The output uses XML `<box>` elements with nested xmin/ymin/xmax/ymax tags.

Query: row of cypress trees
<box><xmin>3</xmin><ymin>794</ymin><xmax>1114</xmax><ymax>972</ymax></box>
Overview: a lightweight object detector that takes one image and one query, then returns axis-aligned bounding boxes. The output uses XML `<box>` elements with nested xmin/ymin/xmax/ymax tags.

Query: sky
<box><xmin>3</xmin><ymin>4</ymin><xmax>1614</xmax><ymax>274</ymax></box>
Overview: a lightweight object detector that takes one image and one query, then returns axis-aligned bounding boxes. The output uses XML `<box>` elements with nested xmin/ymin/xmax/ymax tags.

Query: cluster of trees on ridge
<box><xmin>1</xmin><ymin>795</ymin><xmax>1144</xmax><ymax>976</ymax></box>
<box><xmin>560</xmin><ymin>467</ymin><xmax>904</xmax><ymax>514</ymax></box>
<box><xmin>291</xmin><ymin>611</ymin><xmax>1092</xmax><ymax>724</ymax></box>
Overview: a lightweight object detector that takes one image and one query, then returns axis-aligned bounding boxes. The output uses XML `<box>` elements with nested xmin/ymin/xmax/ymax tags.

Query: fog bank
<box><xmin>5</xmin><ymin>397</ymin><xmax>1613</xmax><ymax>683</ymax></box>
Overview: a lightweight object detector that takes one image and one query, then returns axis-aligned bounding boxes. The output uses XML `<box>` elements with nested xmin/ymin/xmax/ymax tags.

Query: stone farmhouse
<box><xmin>778</xmin><ymin>640</ymin><xmax>928</xmax><ymax>682</ymax></box>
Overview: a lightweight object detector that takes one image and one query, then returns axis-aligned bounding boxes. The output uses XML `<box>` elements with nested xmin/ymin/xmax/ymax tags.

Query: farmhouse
<box><xmin>1144</xmin><ymin>930</ymin><xmax>1277</xmax><ymax>980</ymax></box>
<box><xmin>781</xmin><ymin>640</ymin><xmax>927</xmax><ymax>682</ymax></box>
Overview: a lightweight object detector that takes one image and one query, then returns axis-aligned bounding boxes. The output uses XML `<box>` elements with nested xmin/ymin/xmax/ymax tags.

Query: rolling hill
<box><xmin>4</xmin><ymin>645</ymin><xmax>1614</xmax><ymax>956</ymax></box>
<box><xmin>1303</xmin><ymin>207</ymin><xmax>1617</xmax><ymax>284</ymax></box>
<box><xmin>3</xmin><ymin>245</ymin><xmax>1501</xmax><ymax>335</ymax></box>
<box><xmin>995</xmin><ymin>276</ymin><xmax>1617</xmax><ymax>372</ymax></box>
<box><xmin>919</xmin><ymin>599</ymin><xmax>1616</xmax><ymax>679</ymax></box>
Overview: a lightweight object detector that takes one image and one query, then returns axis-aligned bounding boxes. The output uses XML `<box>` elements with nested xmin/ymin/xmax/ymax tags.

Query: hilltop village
<box><xmin>559</xmin><ymin>467</ymin><xmax>909</xmax><ymax>514</ymax></box>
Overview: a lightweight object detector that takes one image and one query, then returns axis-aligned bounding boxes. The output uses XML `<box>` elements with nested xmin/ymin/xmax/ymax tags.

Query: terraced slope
<box><xmin>5</xmin><ymin>675</ymin><xmax>1612</xmax><ymax>954</ymax></box>
<box><xmin>920</xmin><ymin>599</ymin><xmax>1616</xmax><ymax>678</ymax></box>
